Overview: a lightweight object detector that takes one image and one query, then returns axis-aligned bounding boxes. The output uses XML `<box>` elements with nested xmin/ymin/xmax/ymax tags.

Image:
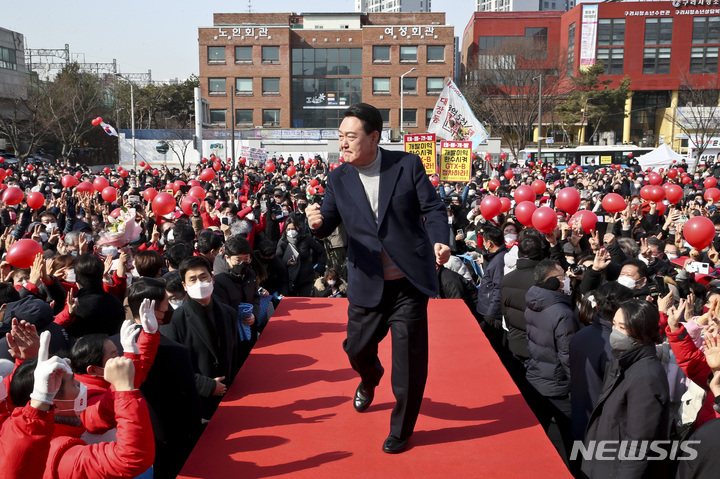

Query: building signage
<box><xmin>580</xmin><ymin>5</ymin><xmax>599</xmax><ymax>68</ymax></box>
<box><xmin>625</xmin><ymin>7</ymin><xmax>720</xmax><ymax>15</ymax></box>
<box><xmin>217</xmin><ymin>26</ymin><xmax>269</xmax><ymax>38</ymax></box>
<box><xmin>382</xmin><ymin>26</ymin><xmax>435</xmax><ymax>37</ymax></box>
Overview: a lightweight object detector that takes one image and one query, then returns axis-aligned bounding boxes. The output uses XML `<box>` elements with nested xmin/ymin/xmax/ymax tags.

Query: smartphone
<box><xmin>456</xmin><ymin>229</ymin><xmax>464</xmax><ymax>239</ymax></box>
<box><xmin>687</xmin><ymin>262</ymin><xmax>710</xmax><ymax>274</ymax></box>
<box><xmin>677</xmin><ymin>214</ymin><xmax>689</xmax><ymax>224</ymax></box>
<box><xmin>596</xmin><ymin>215</ymin><xmax>604</xmax><ymax>222</ymax></box>
<box><xmin>221</xmin><ymin>217</ymin><xmax>230</xmax><ymax>225</ymax></box>
<box><xmin>166</xmin><ymin>189</ymin><xmax>174</xmax><ymax>194</ymax></box>
<box><xmin>127</xmin><ymin>195</ymin><xmax>140</xmax><ymax>205</ymax></box>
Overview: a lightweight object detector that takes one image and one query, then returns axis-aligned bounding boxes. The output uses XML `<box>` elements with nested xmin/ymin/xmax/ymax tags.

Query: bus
<box><xmin>519</xmin><ymin>145</ymin><xmax>655</xmax><ymax>169</ymax></box>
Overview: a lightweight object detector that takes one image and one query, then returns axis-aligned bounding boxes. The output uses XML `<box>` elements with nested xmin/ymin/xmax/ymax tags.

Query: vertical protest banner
<box><xmin>404</xmin><ymin>133</ymin><xmax>437</xmax><ymax>175</ymax></box>
<box><xmin>427</xmin><ymin>78</ymin><xmax>490</xmax><ymax>151</ymax></box>
<box><xmin>439</xmin><ymin>141</ymin><xmax>472</xmax><ymax>182</ymax></box>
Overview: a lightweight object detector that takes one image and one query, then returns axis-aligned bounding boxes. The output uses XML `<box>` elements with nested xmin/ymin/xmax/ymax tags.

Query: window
<box><xmin>402</xmin><ymin>77</ymin><xmax>417</xmax><ymax>94</ymax></box>
<box><xmin>209</xmin><ymin>110</ymin><xmax>226</xmax><ymax>126</ymax></box>
<box><xmin>690</xmin><ymin>46</ymin><xmax>719</xmax><ymax>73</ymax></box>
<box><xmin>235</xmin><ymin>46</ymin><xmax>252</xmax><ymax>63</ymax></box>
<box><xmin>427</xmin><ymin>77</ymin><xmax>444</xmax><ymax>94</ymax></box>
<box><xmin>208</xmin><ymin>46</ymin><xmax>225</xmax><ymax>63</ymax></box>
<box><xmin>373</xmin><ymin>78</ymin><xmax>391</xmax><ymax>94</ymax></box>
<box><xmin>426</xmin><ymin>109</ymin><xmax>433</xmax><ymax>129</ymax></box>
<box><xmin>262</xmin><ymin>78</ymin><xmax>280</xmax><ymax>94</ymax></box>
<box><xmin>373</xmin><ymin>46</ymin><xmax>390</xmax><ymax>62</ymax></box>
<box><xmin>568</xmin><ymin>23</ymin><xmax>575</xmax><ymax>51</ymax></box>
<box><xmin>427</xmin><ymin>45</ymin><xmax>445</xmax><ymax>62</ymax></box>
<box><xmin>379</xmin><ymin>109</ymin><xmax>390</xmax><ymax>127</ymax></box>
<box><xmin>400</xmin><ymin>46</ymin><xmax>418</xmax><ymax>62</ymax></box>
<box><xmin>235</xmin><ymin>109</ymin><xmax>253</xmax><ymax>127</ymax></box>
<box><xmin>597</xmin><ymin>48</ymin><xmax>624</xmax><ymax>75</ymax></box>
<box><xmin>262</xmin><ymin>46</ymin><xmax>280</xmax><ymax>63</ymax></box>
<box><xmin>401</xmin><ymin>109</ymin><xmax>417</xmax><ymax>127</ymax></box>
<box><xmin>598</xmin><ymin>19</ymin><xmax>625</xmax><ymax>46</ymax></box>
<box><xmin>567</xmin><ymin>50</ymin><xmax>574</xmax><ymax>77</ymax></box>
<box><xmin>643</xmin><ymin>47</ymin><xmax>671</xmax><ymax>74</ymax></box>
<box><xmin>236</xmin><ymin>78</ymin><xmax>253</xmax><ymax>95</ymax></box>
<box><xmin>263</xmin><ymin>109</ymin><xmax>280</xmax><ymax>126</ymax></box>
<box><xmin>0</xmin><ymin>46</ymin><xmax>17</xmax><ymax>70</ymax></box>
<box><xmin>693</xmin><ymin>16</ymin><xmax>720</xmax><ymax>44</ymax></box>
<box><xmin>291</xmin><ymin>48</ymin><xmax>362</xmax><ymax>76</ymax></box>
<box><xmin>645</xmin><ymin>18</ymin><xmax>673</xmax><ymax>45</ymax></box>
<box><xmin>208</xmin><ymin>78</ymin><xmax>226</xmax><ymax>95</ymax></box>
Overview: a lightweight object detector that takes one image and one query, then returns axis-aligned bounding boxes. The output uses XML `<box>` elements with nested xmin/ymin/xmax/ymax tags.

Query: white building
<box><xmin>355</xmin><ymin>0</ymin><xmax>431</xmax><ymax>13</ymax></box>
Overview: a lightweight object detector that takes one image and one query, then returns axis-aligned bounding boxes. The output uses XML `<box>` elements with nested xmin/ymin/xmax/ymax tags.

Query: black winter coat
<box><xmin>214</xmin><ymin>269</ymin><xmax>261</xmax><ymax>321</ymax></box>
<box><xmin>500</xmin><ymin>257</ymin><xmax>539</xmax><ymax>359</ymax></box>
<box><xmin>68</xmin><ymin>284</ymin><xmax>126</xmax><ymax>338</ymax></box>
<box><xmin>581</xmin><ymin>343</ymin><xmax>669</xmax><ymax>479</ymax></box>
<box><xmin>524</xmin><ymin>285</ymin><xmax>579</xmax><ymax>397</ymax></box>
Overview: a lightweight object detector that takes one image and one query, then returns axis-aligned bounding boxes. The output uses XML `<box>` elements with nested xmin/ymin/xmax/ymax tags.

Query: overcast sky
<box><xmin>4</xmin><ymin>0</ymin><xmax>474</xmax><ymax>81</ymax></box>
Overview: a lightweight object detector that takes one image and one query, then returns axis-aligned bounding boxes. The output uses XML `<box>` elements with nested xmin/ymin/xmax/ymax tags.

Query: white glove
<box><xmin>139</xmin><ymin>298</ymin><xmax>158</xmax><ymax>334</ymax></box>
<box><xmin>29</xmin><ymin>331</ymin><xmax>72</xmax><ymax>405</ymax></box>
<box><xmin>120</xmin><ymin>319</ymin><xmax>141</xmax><ymax>355</ymax></box>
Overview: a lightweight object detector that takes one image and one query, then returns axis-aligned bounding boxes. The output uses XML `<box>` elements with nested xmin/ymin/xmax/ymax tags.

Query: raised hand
<box><xmin>7</xmin><ymin>318</ymin><xmax>40</xmax><ymax>360</ymax></box>
<box><xmin>119</xmin><ymin>319</ymin><xmax>141</xmax><ymax>355</ymax></box>
<box><xmin>666</xmin><ymin>298</ymin><xmax>686</xmax><ymax>331</ymax></box>
<box><xmin>139</xmin><ymin>298</ymin><xmax>158</xmax><ymax>334</ymax></box>
<box><xmin>592</xmin><ymin>247</ymin><xmax>611</xmax><ymax>271</ymax></box>
<box><xmin>103</xmin><ymin>356</ymin><xmax>135</xmax><ymax>392</ymax></box>
<box><xmin>29</xmin><ymin>331</ymin><xmax>72</xmax><ymax>405</ymax></box>
<box><xmin>704</xmin><ymin>334</ymin><xmax>720</xmax><ymax>371</ymax></box>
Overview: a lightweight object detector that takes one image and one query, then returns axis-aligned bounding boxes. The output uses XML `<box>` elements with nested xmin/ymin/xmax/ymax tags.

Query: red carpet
<box><xmin>179</xmin><ymin>298</ymin><xmax>572</xmax><ymax>479</ymax></box>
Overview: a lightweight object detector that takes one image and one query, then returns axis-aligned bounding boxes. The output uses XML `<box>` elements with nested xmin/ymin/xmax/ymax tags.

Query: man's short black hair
<box><xmin>0</xmin><ymin>282</ymin><xmax>21</xmax><ymax>305</ymax></box>
<box><xmin>75</xmin><ymin>254</ymin><xmax>104</xmax><ymax>289</ymax></box>
<box><xmin>225</xmin><ymin>235</ymin><xmax>253</xmax><ymax>257</ymax></box>
<box><xmin>166</xmin><ymin>243</ymin><xmax>194</xmax><ymax>270</ymax></box>
<box><xmin>534</xmin><ymin>259</ymin><xmax>561</xmax><ymax>285</ymax></box>
<box><xmin>164</xmin><ymin>270</ymin><xmax>184</xmax><ymax>295</ymax></box>
<box><xmin>482</xmin><ymin>225</ymin><xmax>504</xmax><ymax>249</ymax></box>
<box><xmin>197</xmin><ymin>230</ymin><xmax>223</xmax><ymax>255</ymax></box>
<box><xmin>70</xmin><ymin>334</ymin><xmax>108</xmax><ymax>374</ymax></box>
<box><xmin>127</xmin><ymin>278</ymin><xmax>167</xmax><ymax>319</ymax></box>
<box><xmin>622</xmin><ymin>258</ymin><xmax>649</xmax><ymax>279</ymax></box>
<box><xmin>179</xmin><ymin>256</ymin><xmax>213</xmax><ymax>283</ymax></box>
<box><xmin>343</xmin><ymin>103</ymin><xmax>383</xmax><ymax>136</ymax></box>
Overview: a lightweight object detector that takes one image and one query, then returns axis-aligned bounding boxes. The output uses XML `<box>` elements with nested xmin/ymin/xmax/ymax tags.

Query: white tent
<box><xmin>637</xmin><ymin>143</ymin><xmax>684</xmax><ymax>171</ymax></box>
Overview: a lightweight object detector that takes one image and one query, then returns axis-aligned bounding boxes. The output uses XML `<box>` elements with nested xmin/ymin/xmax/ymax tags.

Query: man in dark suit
<box><xmin>306</xmin><ymin>103</ymin><xmax>450</xmax><ymax>454</ymax></box>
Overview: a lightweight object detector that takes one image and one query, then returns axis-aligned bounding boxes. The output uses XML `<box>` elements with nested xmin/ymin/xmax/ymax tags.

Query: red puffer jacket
<box><xmin>0</xmin><ymin>405</ymin><xmax>55</xmax><ymax>479</ymax></box>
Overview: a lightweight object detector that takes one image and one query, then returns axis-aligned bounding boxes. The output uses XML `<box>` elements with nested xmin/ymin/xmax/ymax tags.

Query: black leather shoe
<box><xmin>353</xmin><ymin>382</ymin><xmax>374</xmax><ymax>412</ymax></box>
<box><xmin>382</xmin><ymin>435</ymin><xmax>408</xmax><ymax>454</ymax></box>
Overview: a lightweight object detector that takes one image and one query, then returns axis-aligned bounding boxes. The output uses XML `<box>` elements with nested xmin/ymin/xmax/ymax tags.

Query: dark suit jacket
<box><xmin>314</xmin><ymin>148</ymin><xmax>449</xmax><ymax>308</ymax></box>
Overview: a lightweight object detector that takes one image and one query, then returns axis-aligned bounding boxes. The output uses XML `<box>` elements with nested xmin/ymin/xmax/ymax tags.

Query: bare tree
<box><xmin>461</xmin><ymin>36</ymin><xmax>571</xmax><ymax>160</ymax></box>
<box><xmin>163</xmin><ymin>129</ymin><xmax>194</xmax><ymax>169</ymax></box>
<box><xmin>665</xmin><ymin>76</ymin><xmax>720</xmax><ymax>171</ymax></box>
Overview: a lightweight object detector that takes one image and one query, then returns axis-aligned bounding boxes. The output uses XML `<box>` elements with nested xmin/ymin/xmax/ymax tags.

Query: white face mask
<box><xmin>45</xmin><ymin>222</ymin><xmax>57</xmax><ymax>233</ymax></box>
<box><xmin>168</xmin><ymin>299</ymin><xmax>184</xmax><ymax>310</ymax></box>
<box><xmin>187</xmin><ymin>280</ymin><xmax>214</xmax><ymax>300</ymax></box>
<box><xmin>280</xmin><ymin>185</ymin><xmax>286</xmax><ymax>191</ymax></box>
<box><xmin>634</xmin><ymin>183</ymin><xmax>641</xmax><ymax>189</ymax></box>
<box><xmin>666</xmin><ymin>253</ymin><xmax>678</xmax><ymax>261</ymax></box>
<box><xmin>286</xmin><ymin>229</ymin><xmax>299</xmax><ymax>239</ymax></box>
<box><xmin>55</xmin><ymin>382</ymin><xmax>87</xmax><ymax>415</ymax></box>
<box><xmin>562</xmin><ymin>277</ymin><xmax>571</xmax><ymax>295</ymax></box>
<box><xmin>504</xmin><ymin>233</ymin><xmax>517</xmax><ymax>244</ymax></box>
<box><xmin>566</xmin><ymin>257</ymin><xmax>575</xmax><ymax>265</ymax></box>
<box><xmin>101</xmin><ymin>246</ymin><xmax>118</xmax><ymax>258</ymax></box>
<box><xmin>65</xmin><ymin>268</ymin><xmax>76</xmax><ymax>283</ymax></box>
<box><xmin>245</xmin><ymin>213</ymin><xmax>255</xmax><ymax>222</ymax></box>
<box><xmin>468</xmin><ymin>189</ymin><xmax>476</xmax><ymax>196</ymax></box>
<box><xmin>617</xmin><ymin>275</ymin><xmax>637</xmax><ymax>290</ymax></box>
<box><xmin>39</xmin><ymin>232</ymin><xmax>48</xmax><ymax>243</ymax></box>
<box><xmin>327</xmin><ymin>279</ymin><xmax>336</xmax><ymax>286</ymax></box>
<box><xmin>444</xmin><ymin>187</ymin><xmax>453</xmax><ymax>195</ymax></box>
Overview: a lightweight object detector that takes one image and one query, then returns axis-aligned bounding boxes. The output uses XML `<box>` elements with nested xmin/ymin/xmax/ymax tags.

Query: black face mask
<box><xmin>297</xmin><ymin>203</ymin><xmax>307</xmax><ymax>213</ymax></box>
<box><xmin>231</xmin><ymin>262</ymin><xmax>249</xmax><ymax>277</ymax></box>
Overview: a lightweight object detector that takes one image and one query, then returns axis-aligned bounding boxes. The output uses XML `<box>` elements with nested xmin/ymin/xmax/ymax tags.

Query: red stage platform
<box><xmin>179</xmin><ymin>298</ymin><xmax>572</xmax><ymax>479</ymax></box>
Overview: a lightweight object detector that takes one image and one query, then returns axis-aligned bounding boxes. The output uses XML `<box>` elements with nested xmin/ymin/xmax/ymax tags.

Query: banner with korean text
<box><xmin>428</xmin><ymin>79</ymin><xmax>489</xmax><ymax>151</ymax></box>
<box><xmin>404</xmin><ymin>133</ymin><xmax>437</xmax><ymax>175</ymax></box>
<box><xmin>580</xmin><ymin>5</ymin><xmax>599</xmax><ymax>68</ymax></box>
<box><xmin>439</xmin><ymin>141</ymin><xmax>472</xmax><ymax>182</ymax></box>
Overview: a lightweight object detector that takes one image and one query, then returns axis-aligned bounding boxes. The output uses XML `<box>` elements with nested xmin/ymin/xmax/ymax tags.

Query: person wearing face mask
<box><xmin>235</xmin><ymin>204</ymin><xmax>268</xmax><ymax>248</ymax></box>
<box><xmin>161</xmin><ymin>256</ymin><xmax>240</xmax><ymax>420</ymax></box>
<box><xmin>524</xmin><ymin>259</ymin><xmax>579</xmax><ymax>467</ymax></box>
<box><xmin>276</xmin><ymin>217</ymin><xmax>325</xmax><ymax>297</ymax></box>
<box><xmin>475</xmin><ymin>225</ymin><xmax>509</xmax><ymax>348</ymax></box>
<box><xmin>213</xmin><ymin>235</ymin><xmax>263</xmax><ymax>322</ymax></box>
<box><xmin>312</xmin><ymin>267</ymin><xmax>348</xmax><ymax>298</ymax></box>
<box><xmin>581</xmin><ymin>300</ymin><xmax>669</xmax><ymax>479</ymax></box>
<box><xmin>616</xmin><ymin>259</ymin><xmax>651</xmax><ymax>298</ymax></box>
<box><xmin>8</xmin><ymin>349</ymin><xmax>155</xmax><ymax>479</ymax></box>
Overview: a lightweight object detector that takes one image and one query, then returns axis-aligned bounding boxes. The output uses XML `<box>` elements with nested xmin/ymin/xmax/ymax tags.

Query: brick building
<box><xmin>198</xmin><ymin>12</ymin><xmax>454</xmax><ymax>134</ymax></box>
<box><xmin>461</xmin><ymin>1</ymin><xmax>720</xmax><ymax>153</ymax></box>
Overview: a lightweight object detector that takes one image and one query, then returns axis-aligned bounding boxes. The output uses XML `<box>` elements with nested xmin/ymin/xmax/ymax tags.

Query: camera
<box><xmin>570</xmin><ymin>264</ymin><xmax>586</xmax><ymax>275</ymax></box>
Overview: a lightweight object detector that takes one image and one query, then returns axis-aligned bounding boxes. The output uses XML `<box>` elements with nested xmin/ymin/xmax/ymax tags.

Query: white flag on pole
<box><xmin>427</xmin><ymin>79</ymin><xmax>489</xmax><ymax>150</ymax></box>
<box><xmin>100</xmin><ymin>121</ymin><xmax>118</xmax><ymax>137</ymax></box>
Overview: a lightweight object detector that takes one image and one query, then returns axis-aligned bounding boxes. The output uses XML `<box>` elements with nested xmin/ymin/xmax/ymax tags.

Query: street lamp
<box><xmin>534</xmin><ymin>74</ymin><xmax>543</xmax><ymax>164</ymax></box>
<box><xmin>116</xmin><ymin>74</ymin><xmax>137</xmax><ymax>171</ymax></box>
<box><xmin>400</xmin><ymin>67</ymin><xmax>417</xmax><ymax>136</ymax></box>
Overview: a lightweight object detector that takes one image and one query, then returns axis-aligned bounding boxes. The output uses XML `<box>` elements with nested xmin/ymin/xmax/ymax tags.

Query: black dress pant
<box><xmin>344</xmin><ymin>277</ymin><xmax>429</xmax><ymax>440</ymax></box>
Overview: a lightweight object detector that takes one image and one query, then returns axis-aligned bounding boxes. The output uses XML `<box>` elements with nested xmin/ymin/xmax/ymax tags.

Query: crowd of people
<box><xmin>0</xmin><ymin>140</ymin><xmax>718</xmax><ymax>477</ymax></box>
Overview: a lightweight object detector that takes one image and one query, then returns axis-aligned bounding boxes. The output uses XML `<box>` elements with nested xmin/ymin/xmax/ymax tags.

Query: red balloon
<box><xmin>309</xmin><ymin>179</ymin><xmax>319</xmax><ymax>188</ymax></box>
<box><xmin>6</xmin><ymin>239</ymin><xmax>43</xmax><ymax>269</ymax></box>
<box><xmin>213</xmin><ymin>162</ymin><xmax>222</xmax><ymax>172</ymax></box>
<box><xmin>627</xmin><ymin>152</ymin><xmax>633</xmax><ymax>158</ymax></box>
<box><xmin>640</xmin><ymin>185</ymin><xmax>665</xmax><ymax>203</ymax></box>
<box><xmin>77</xmin><ymin>181</ymin><xmax>94</xmax><ymax>194</ymax></box>
<box><xmin>101</xmin><ymin>186</ymin><xmax>117</xmax><ymax>203</ymax></box>
<box><xmin>113</xmin><ymin>179</ymin><xmax>124</xmax><ymax>189</ymax></box>
<box><xmin>93</xmin><ymin>176</ymin><xmax>109</xmax><ymax>192</ymax></box>
<box><xmin>532</xmin><ymin>206</ymin><xmax>558</xmax><ymax>234</ymax></box>
<box><xmin>152</xmin><ymin>192</ymin><xmax>176</xmax><ymax>216</ymax></box>
<box><xmin>515</xmin><ymin>201</ymin><xmax>537</xmax><ymax>227</ymax></box>
<box><xmin>307</xmin><ymin>186</ymin><xmax>317</xmax><ymax>196</ymax></box>
<box><xmin>199</xmin><ymin>168</ymin><xmax>216</xmax><ymax>182</ymax></box>
<box><xmin>684</xmin><ymin>216</ymin><xmax>716</xmax><ymax>250</ymax></box>
<box><xmin>305</xmin><ymin>162</ymin><xmax>312</xmax><ymax>170</ymax></box>
<box><xmin>704</xmin><ymin>177</ymin><xmax>717</xmax><ymax>189</ymax></box>
<box><xmin>290</xmin><ymin>178</ymin><xmax>299</xmax><ymax>187</ymax></box>
<box><xmin>286</xmin><ymin>166</ymin><xmax>297</xmax><ymax>176</ymax></box>
<box><xmin>180</xmin><ymin>195</ymin><xmax>201</xmax><ymax>216</ymax></box>
<box><xmin>139</xmin><ymin>161</ymin><xmax>146</xmax><ymax>168</ymax></box>
<box><xmin>201</xmin><ymin>157</ymin><xmax>208</xmax><ymax>164</ymax></box>
<box><xmin>601</xmin><ymin>193</ymin><xmax>626</xmax><ymax>213</ymax></box>
<box><xmin>2</xmin><ymin>186</ymin><xmax>23</xmax><ymax>206</ymax></box>
<box><xmin>682</xmin><ymin>176</ymin><xmax>692</xmax><ymax>185</ymax></box>
<box><xmin>500</xmin><ymin>152</ymin><xmax>507</xmax><ymax>160</ymax></box>
<box><xmin>667</xmin><ymin>168</ymin><xmax>678</xmax><ymax>179</ymax></box>
<box><xmin>265</xmin><ymin>162</ymin><xmax>276</xmax><ymax>173</ymax></box>
<box><xmin>504</xmin><ymin>170</ymin><xmax>514</xmax><ymax>180</ymax></box>
<box><xmin>705</xmin><ymin>187</ymin><xmax>720</xmax><ymax>203</ymax></box>
<box><xmin>152</xmin><ymin>169</ymin><xmax>159</xmax><ymax>176</ymax></box>
<box><xmin>239</xmin><ymin>157</ymin><xmax>246</xmax><ymax>165</ymax></box>
<box><xmin>528</xmin><ymin>161</ymin><xmax>535</xmax><ymax>167</ymax></box>
<box><xmin>569</xmin><ymin>210</ymin><xmax>598</xmax><ymax>234</ymax></box>
<box><xmin>556</xmin><ymin>188</ymin><xmax>581</xmax><ymax>215</ymax></box>
<box><xmin>0</xmin><ymin>157</ymin><xmax>4</xmax><ymax>163</ymax></box>
<box><xmin>430</xmin><ymin>177</ymin><xmax>439</xmax><ymax>187</ymax></box>
<box><xmin>75</xmin><ymin>172</ymin><xmax>82</xmax><ymax>179</ymax></box>
<box><xmin>488</xmin><ymin>179</ymin><xmax>501</xmax><ymax>191</ymax></box>
<box><xmin>142</xmin><ymin>188</ymin><xmax>158</xmax><ymax>202</ymax></box>
<box><xmin>26</xmin><ymin>192</ymin><xmax>45</xmax><ymax>210</ymax></box>
<box><xmin>679</xmin><ymin>168</ymin><xmax>685</xmax><ymax>174</ymax></box>
<box><xmin>531</xmin><ymin>180</ymin><xmax>546</xmax><ymax>195</ymax></box>
<box><xmin>655</xmin><ymin>201</ymin><xmax>667</xmax><ymax>215</ymax></box>
<box><xmin>110</xmin><ymin>208</ymin><xmax>123</xmax><ymax>219</ymax></box>
<box><xmin>103</xmin><ymin>167</ymin><xmax>111</xmax><ymax>175</ymax></box>
<box><xmin>188</xmin><ymin>186</ymin><xmax>206</xmax><ymax>200</ymax></box>
<box><xmin>499</xmin><ymin>197</ymin><xmax>512</xmax><ymax>213</ymax></box>
<box><xmin>26</xmin><ymin>164</ymin><xmax>34</xmax><ymax>171</ymax></box>
<box><xmin>317</xmin><ymin>185</ymin><xmax>324</xmax><ymax>194</ymax></box>
<box><xmin>480</xmin><ymin>195</ymin><xmax>503</xmax><ymax>220</ymax></box>
<box><xmin>188</xmin><ymin>180</ymin><xmax>201</xmax><ymax>187</ymax></box>
<box><xmin>61</xmin><ymin>175</ymin><xmax>78</xmax><ymax>188</ymax></box>
<box><xmin>664</xmin><ymin>184</ymin><xmax>683</xmax><ymax>204</ymax></box>
<box><xmin>648</xmin><ymin>172</ymin><xmax>662</xmax><ymax>186</ymax></box>
<box><xmin>91</xmin><ymin>117</ymin><xmax>102</xmax><ymax>126</ymax></box>
<box><xmin>514</xmin><ymin>185</ymin><xmax>536</xmax><ymax>204</ymax></box>
<box><xmin>576</xmin><ymin>166</ymin><xmax>583</xmax><ymax>173</ymax></box>
<box><xmin>144</xmin><ymin>164</ymin><xmax>152</xmax><ymax>171</ymax></box>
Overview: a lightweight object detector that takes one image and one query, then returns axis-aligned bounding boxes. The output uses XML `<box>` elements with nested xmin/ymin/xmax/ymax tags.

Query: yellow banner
<box><xmin>404</xmin><ymin>134</ymin><xmax>437</xmax><ymax>175</ymax></box>
<box><xmin>439</xmin><ymin>141</ymin><xmax>472</xmax><ymax>182</ymax></box>
<box><xmin>600</xmin><ymin>155</ymin><xmax>612</xmax><ymax>165</ymax></box>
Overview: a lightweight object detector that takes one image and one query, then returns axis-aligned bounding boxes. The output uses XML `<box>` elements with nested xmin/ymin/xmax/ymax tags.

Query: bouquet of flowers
<box><xmin>97</xmin><ymin>207</ymin><xmax>143</xmax><ymax>247</ymax></box>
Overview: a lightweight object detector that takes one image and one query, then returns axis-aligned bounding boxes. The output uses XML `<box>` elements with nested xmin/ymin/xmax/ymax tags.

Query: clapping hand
<box><xmin>7</xmin><ymin>317</ymin><xmax>40</xmax><ymax>360</ymax></box>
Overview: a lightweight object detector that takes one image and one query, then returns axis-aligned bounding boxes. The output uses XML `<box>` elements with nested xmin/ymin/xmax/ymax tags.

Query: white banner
<box><xmin>427</xmin><ymin>78</ymin><xmax>489</xmax><ymax>150</ymax></box>
<box><xmin>580</xmin><ymin>5</ymin><xmax>599</xmax><ymax>67</ymax></box>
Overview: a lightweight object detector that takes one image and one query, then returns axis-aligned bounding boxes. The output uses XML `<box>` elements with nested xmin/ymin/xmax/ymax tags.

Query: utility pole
<box><xmin>537</xmin><ymin>73</ymin><xmax>542</xmax><ymax>164</ymax></box>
